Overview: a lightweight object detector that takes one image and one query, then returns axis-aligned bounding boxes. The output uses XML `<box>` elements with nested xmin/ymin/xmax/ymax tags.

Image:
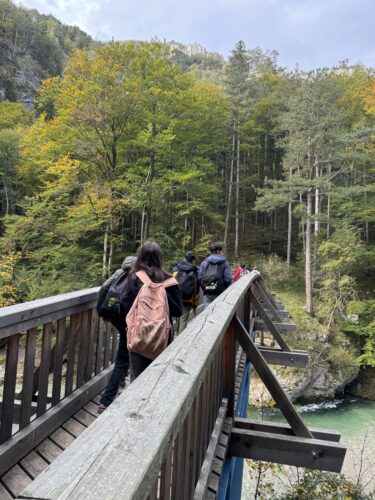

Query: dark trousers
<box><xmin>129</xmin><ymin>352</ymin><xmax>152</xmax><ymax>382</ymax></box>
<box><xmin>100</xmin><ymin>330</ymin><xmax>129</xmax><ymax>407</ymax></box>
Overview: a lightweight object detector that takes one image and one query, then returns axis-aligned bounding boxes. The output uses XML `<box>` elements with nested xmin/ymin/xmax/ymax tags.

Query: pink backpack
<box><xmin>126</xmin><ymin>270</ymin><xmax>178</xmax><ymax>360</ymax></box>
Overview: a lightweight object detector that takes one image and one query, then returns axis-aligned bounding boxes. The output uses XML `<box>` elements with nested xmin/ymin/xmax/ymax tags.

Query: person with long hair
<box><xmin>120</xmin><ymin>241</ymin><xmax>183</xmax><ymax>380</ymax></box>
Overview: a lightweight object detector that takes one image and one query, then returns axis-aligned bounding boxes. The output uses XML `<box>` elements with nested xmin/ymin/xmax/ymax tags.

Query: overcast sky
<box><xmin>16</xmin><ymin>0</ymin><xmax>375</xmax><ymax>70</ymax></box>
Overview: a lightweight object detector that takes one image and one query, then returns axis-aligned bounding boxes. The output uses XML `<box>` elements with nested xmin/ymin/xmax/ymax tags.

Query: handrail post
<box><xmin>222</xmin><ymin>318</ymin><xmax>237</xmax><ymax>418</ymax></box>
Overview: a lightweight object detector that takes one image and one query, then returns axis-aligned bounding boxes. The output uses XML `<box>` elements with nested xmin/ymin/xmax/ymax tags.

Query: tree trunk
<box><xmin>102</xmin><ymin>226</ymin><xmax>109</xmax><ymax>279</ymax></box>
<box><xmin>327</xmin><ymin>164</ymin><xmax>331</xmax><ymax>238</ymax></box>
<box><xmin>305</xmin><ymin>190</ymin><xmax>314</xmax><ymax>316</ymax></box>
<box><xmin>314</xmin><ymin>165</ymin><xmax>320</xmax><ymax>235</ymax></box>
<box><xmin>224</xmin><ymin>120</ymin><xmax>236</xmax><ymax>249</ymax></box>
<box><xmin>287</xmin><ymin>201</ymin><xmax>292</xmax><ymax>267</ymax></box>
<box><xmin>234</xmin><ymin>131</ymin><xmax>240</xmax><ymax>260</ymax></box>
<box><xmin>3</xmin><ymin>180</ymin><xmax>9</xmax><ymax>215</ymax></box>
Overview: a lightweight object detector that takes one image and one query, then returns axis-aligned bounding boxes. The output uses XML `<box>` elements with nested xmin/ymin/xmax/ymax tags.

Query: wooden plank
<box><xmin>76</xmin><ymin>311</ymin><xmax>89</xmax><ymax>388</ymax></box>
<box><xmin>103</xmin><ymin>321</ymin><xmax>111</xmax><ymax>368</ymax></box>
<box><xmin>37</xmin><ymin>323</ymin><xmax>52</xmax><ymax>417</ymax></box>
<box><xmin>250</xmin><ymin>291</ymin><xmax>290</xmax><ymax>352</ymax></box>
<box><xmin>61</xmin><ymin>418</ymin><xmax>87</xmax><ymax>438</ymax></box>
<box><xmin>2</xmin><ymin>464</ymin><xmax>32</xmax><ymax>497</ymax></box>
<box><xmin>37</xmin><ymin>438</ymin><xmax>63</xmax><ymax>463</ymax></box>
<box><xmin>253</xmin><ymin>280</ymin><xmax>283</xmax><ymax>323</ymax></box>
<box><xmin>235</xmin><ymin>316</ymin><xmax>312</xmax><ymax>439</ymax></box>
<box><xmin>20</xmin><ymin>451</ymin><xmax>49</xmax><ymax>479</ymax></box>
<box><xmin>159</xmin><ymin>448</ymin><xmax>172</xmax><ymax>500</ymax></box>
<box><xmin>0</xmin><ymin>333</ymin><xmax>20</xmax><ymax>443</ymax></box>
<box><xmin>0</xmin><ymin>288</ymin><xmax>99</xmax><ymax>336</ymax></box>
<box><xmin>18</xmin><ymin>273</ymin><xmax>260</xmax><ymax>500</ymax></box>
<box><xmin>234</xmin><ymin>418</ymin><xmax>341</xmax><ymax>442</ymax></box>
<box><xmin>20</xmin><ymin>328</ymin><xmax>37</xmax><ymax>429</ymax></box>
<box><xmin>0</xmin><ymin>366</ymin><xmax>113</xmax><ymax>477</ymax></box>
<box><xmin>0</xmin><ymin>401</ymin><xmax>37</xmax><ymax>426</ymax></box>
<box><xmin>222</xmin><ymin>320</ymin><xmax>236</xmax><ymax>418</ymax></box>
<box><xmin>171</xmin><ymin>433</ymin><xmax>180</xmax><ymax>500</ymax></box>
<box><xmin>52</xmin><ymin>319</ymin><xmax>66</xmax><ymax>406</ymax></box>
<box><xmin>228</xmin><ymin>428</ymin><xmax>346</xmax><ymax>472</ymax></box>
<box><xmin>65</xmin><ymin>313</ymin><xmax>79</xmax><ymax>397</ymax></box>
<box><xmin>95</xmin><ymin>319</ymin><xmax>105</xmax><ymax>374</ymax></box>
<box><xmin>258</xmin><ymin>347</ymin><xmax>309</xmax><ymax>368</ymax></box>
<box><xmin>83</xmin><ymin>401</ymin><xmax>99</xmax><ymax>417</ymax></box>
<box><xmin>254</xmin><ymin>320</ymin><xmax>296</xmax><ymax>334</ymax></box>
<box><xmin>50</xmin><ymin>427</ymin><xmax>76</xmax><ymax>449</ymax></box>
<box><xmin>193</xmin><ymin>400</ymin><xmax>227</xmax><ymax>500</ymax></box>
<box><xmin>182</xmin><ymin>408</ymin><xmax>193</xmax><ymax>500</ymax></box>
<box><xmin>0</xmin><ymin>482</ymin><xmax>13</xmax><ymax>499</ymax></box>
<box><xmin>85</xmin><ymin>309</ymin><xmax>96</xmax><ymax>382</ymax></box>
<box><xmin>0</xmin><ymin>301</ymin><xmax>98</xmax><ymax>340</ymax></box>
<box><xmin>264</xmin><ymin>309</ymin><xmax>289</xmax><ymax>319</ymax></box>
<box><xmin>207</xmin><ymin>471</ymin><xmax>220</xmax><ymax>494</ymax></box>
<box><xmin>73</xmin><ymin>408</ymin><xmax>96</xmax><ymax>427</ymax></box>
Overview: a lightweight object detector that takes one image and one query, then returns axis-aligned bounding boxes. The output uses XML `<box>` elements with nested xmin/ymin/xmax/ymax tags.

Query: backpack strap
<box><xmin>162</xmin><ymin>276</ymin><xmax>178</xmax><ymax>288</ymax></box>
<box><xmin>135</xmin><ymin>270</ymin><xmax>152</xmax><ymax>285</ymax></box>
<box><xmin>135</xmin><ymin>271</ymin><xmax>177</xmax><ymax>288</ymax></box>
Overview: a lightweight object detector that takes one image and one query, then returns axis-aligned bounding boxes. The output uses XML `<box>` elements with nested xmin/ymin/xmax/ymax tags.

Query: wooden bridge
<box><xmin>0</xmin><ymin>271</ymin><xmax>346</xmax><ymax>499</ymax></box>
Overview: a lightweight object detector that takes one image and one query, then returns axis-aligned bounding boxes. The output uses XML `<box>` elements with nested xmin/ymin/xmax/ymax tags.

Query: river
<box><xmin>242</xmin><ymin>397</ymin><xmax>375</xmax><ymax>497</ymax></box>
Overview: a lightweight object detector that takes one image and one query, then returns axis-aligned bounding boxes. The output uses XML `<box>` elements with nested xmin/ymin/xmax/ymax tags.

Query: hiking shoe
<box><xmin>97</xmin><ymin>404</ymin><xmax>107</xmax><ymax>415</ymax></box>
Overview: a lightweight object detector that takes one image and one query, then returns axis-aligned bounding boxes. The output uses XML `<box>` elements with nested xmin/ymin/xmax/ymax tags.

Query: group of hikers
<box><xmin>96</xmin><ymin>240</ymin><xmax>251</xmax><ymax>414</ymax></box>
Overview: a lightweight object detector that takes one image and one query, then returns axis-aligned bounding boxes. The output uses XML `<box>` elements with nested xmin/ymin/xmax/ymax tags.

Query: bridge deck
<box><xmin>0</xmin><ymin>391</ymin><xmax>102</xmax><ymax>498</ymax></box>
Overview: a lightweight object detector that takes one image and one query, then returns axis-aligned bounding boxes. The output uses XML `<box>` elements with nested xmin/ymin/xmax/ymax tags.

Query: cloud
<box><xmin>15</xmin><ymin>0</ymin><xmax>375</xmax><ymax>70</ymax></box>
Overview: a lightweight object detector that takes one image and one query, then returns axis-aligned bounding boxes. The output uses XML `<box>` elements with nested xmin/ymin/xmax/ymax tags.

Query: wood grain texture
<box><xmin>20</xmin><ymin>328</ymin><xmax>37</xmax><ymax>429</ymax></box>
<box><xmin>19</xmin><ymin>273</ymin><xmax>259</xmax><ymax>500</ymax></box>
<box><xmin>0</xmin><ymin>288</ymin><xmax>99</xmax><ymax>338</ymax></box>
<box><xmin>0</xmin><ymin>333</ymin><xmax>20</xmax><ymax>443</ymax></box>
<box><xmin>0</xmin><ymin>366</ymin><xmax>113</xmax><ymax>477</ymax></box>
<box><xmin>228</xmin><ymin>428</ymin><xmax>346</xmax><ymax>472</ymax></box>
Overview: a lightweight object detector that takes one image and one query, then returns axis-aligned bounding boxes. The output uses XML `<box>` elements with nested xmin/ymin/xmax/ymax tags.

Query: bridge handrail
<box><xmin>19</xmin><ymin>271</ymin><xmax>260</xmax><ymax>500</ymax></box>
<box><xmin>0</xmin><ymin>285</ymin><xmax>114</xmax><ymax>460</ymax></box>
<box><xmin>0</xmin><ymin>287</ymin><xmax>100</xmax><ymax>339</ymax></box>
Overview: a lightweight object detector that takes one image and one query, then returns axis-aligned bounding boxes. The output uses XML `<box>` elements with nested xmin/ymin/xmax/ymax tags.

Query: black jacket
<box><xmin>120</xmin><ymin>269</ymin><xmax>183</xmax><ymax>323</ymax></box>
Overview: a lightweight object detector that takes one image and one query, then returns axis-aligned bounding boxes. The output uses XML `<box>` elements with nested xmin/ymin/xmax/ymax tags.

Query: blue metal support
<box><xmin>217</xmin><ymin>359</ymin><xmax>251</xmax><ymax>500</ymax></box>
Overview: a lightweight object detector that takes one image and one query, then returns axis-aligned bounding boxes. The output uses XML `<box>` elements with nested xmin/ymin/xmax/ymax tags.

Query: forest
<box><xmin>0</xmin><ymin>2</ymin><xmax>374</xmax><ymax>382</ymax></box>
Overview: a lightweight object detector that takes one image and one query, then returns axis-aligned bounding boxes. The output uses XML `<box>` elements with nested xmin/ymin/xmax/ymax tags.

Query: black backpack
<box><xmin>97</xmin><ymin>270</ymin><xmax>128</xmax><ymax>323</ymax></box>
<box><xmin>174</xmin><ymin>270</ymin><xmax>196</xmax><ymax>301</ymax></box>
<box><xmin>201</xmin><ymin>261</ymin><xmax>224</xmax><ymax>295</ymax></box>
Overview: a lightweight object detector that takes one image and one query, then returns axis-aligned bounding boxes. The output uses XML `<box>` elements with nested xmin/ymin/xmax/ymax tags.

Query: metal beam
<box><xmin>228</xmin><ymin>428</ymin><xmax>346</xmax><ymax>473</ymax></box>
<box><xmin>258</xmin><ymin>347</ymin><xmax>308</xmax><ymax>368</ymax></box>
<box><xmin>234</xmin><ymin>418</ymin><xmax>341</xmax><ymax>442</ymax></box>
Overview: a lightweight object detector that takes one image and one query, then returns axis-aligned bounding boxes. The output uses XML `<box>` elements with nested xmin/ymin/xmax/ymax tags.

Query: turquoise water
<box><xmin>250</xmin><ymin>397</ymin><xmax>375</xmax><ymax>442</ymax></box>
<box><xmin>249</xmin><ymin>397</ymin><xmax>375</xmax><ymax>490</ymax></box>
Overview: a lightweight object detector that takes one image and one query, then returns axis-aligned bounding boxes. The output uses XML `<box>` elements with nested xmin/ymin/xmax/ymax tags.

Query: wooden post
<box><xmin>223</xmin><ymin>319</ymin><xmax>236</xmax><ymax>418</ymax></box>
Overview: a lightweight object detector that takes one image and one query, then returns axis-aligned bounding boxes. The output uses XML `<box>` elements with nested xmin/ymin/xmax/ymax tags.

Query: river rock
<box><xmin>346</xmin><ymin>367</ymin><xmax>375</xmax><ymax>400</ymax></box>
<box><xmin>249</xmin><ymin>360</ymin><xmax>359</xmax><ymax>406</ymax></box>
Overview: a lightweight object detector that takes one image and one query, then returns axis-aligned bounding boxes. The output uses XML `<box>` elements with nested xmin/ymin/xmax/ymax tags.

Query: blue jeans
<box><xmin>203</xmin><ymin>294</ymin><xmax>217</xmax><ymax>308</ymax></box>
<box><xmin>130</xmin><ymin>352</ymin><xmax>152</xmax><ymax>381</ymax></box>
<box><xmin>100</xmin><ymin>330</ymin><xmax>129</xmax><ymax>407</ymax></box>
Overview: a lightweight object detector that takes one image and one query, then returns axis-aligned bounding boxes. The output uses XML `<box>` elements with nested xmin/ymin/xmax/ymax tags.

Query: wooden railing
<box><xmin>0</xmin><ymin>287</ymin><xmax>117</xmax><ymax>476</ymax></box>
<box><xmin>18</xmin><ymin>271</ymin><xmax>346</xmax><ymax>500</ymax></box>
<box><xmin>1</xmin><ymin>272</ymin><xmax>346</xmax><ymax>499</ymax></box>
<box><xmin>19</xmin><ymin>272</ymin><xmax>256</xmax><ymax>500</ymax></box>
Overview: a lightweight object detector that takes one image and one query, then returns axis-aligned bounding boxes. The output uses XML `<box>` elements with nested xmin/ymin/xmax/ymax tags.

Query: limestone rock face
<box><xmin>250</xmin><ymin>361</ymin><xmax>359</xmax><ymax>406</ymax></box>
<box><xmin>347</xmin><ymin>367</ymin><xmax>375</xmax><ymax>400</ymax></box>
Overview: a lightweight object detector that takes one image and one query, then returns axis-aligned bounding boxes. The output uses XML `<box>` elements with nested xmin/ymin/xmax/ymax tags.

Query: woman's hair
<box><xmin>133</xmin><ymin>241</ymin><xmax>165</xmax><ymax>281</ymax></box>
